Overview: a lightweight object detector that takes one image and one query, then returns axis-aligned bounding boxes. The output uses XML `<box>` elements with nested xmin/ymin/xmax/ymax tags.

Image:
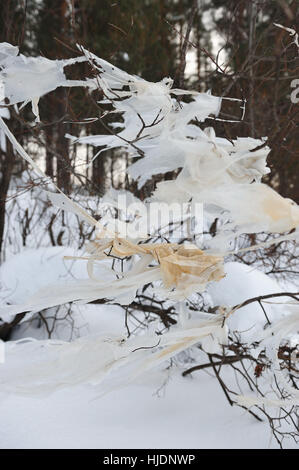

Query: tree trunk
<box><xmin>56</xmin><ymin>88</ymin><xmax>71</xmax><ymax>194</ymax></box>
<box><xmin>92</xmin><ymin>150</ymin><xmax>106</xmax><ymax>196</ymax></box>
<box><xmin>0</xmin><ymin>140</ymin><xmax>15</xmax><ymax>258</ymax></box>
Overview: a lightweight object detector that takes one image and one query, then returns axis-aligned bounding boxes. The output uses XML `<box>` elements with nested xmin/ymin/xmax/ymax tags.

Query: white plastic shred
<box><xmin>0</xmin><ymin>42</ymin><xmax>298</xmax><ymax>408</ymax></box>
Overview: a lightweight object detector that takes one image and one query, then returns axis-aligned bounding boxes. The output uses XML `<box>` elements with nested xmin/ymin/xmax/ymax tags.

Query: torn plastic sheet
<box><xmin>0</xmin><ymin>315</ymin><xmax>227</xmax><ymax>396</ymax></box>
<box><xmin>0</xmin><ymin>239</ymin><xmax>225</xmax><ymax>322</ymax></box>
<box><xmin>0</xmin><ymin>42</ymin><xmax>96</xmax><ymax>121</ymax></box>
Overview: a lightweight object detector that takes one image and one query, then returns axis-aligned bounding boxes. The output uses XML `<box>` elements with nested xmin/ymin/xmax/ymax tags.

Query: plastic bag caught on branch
<box><xmin>0</xmin><ymin>314</ymin><xmax>227</xmax><ymax>396</ymax></box>
<box><xmin>0</xmin><ymin>41</ymin><xmax>298</xmax><ymax>413</ymax></box>
<box><xmin>0</xmin><ymin>234</ymin><xmax>225</xmax><ymax>321</ymax></box>
<box><xmin>70</xmin><ymin>46</ymin><xmax>222</xmax><ymax>167</ymax></box>
<box><xmin>0</xmin><ymin>42</ymin><xmax>95</xmax><ymax>122</ymax></box>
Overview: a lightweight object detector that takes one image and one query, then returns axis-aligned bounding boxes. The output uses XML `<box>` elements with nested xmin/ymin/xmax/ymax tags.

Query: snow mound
<box><xmin>207</xmin><ymin>262</ymin><xmax>287</xmax><ymax>342</ymax></box>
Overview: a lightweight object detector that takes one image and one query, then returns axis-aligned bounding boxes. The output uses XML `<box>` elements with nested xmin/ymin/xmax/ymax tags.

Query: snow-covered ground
<box><xmin>0</xmin><ymin>368</ymin><xmax>288</xmax><ymax>449</ymax></box>
<box><xmin>0</xmin><ymin>188</ymin><xmax>298</xmax><ymax>449</ymax></box>
<box><xmin>0</xmin><ymin>245</ymin><xmax>297</xmax><ymax>449</ymax></box>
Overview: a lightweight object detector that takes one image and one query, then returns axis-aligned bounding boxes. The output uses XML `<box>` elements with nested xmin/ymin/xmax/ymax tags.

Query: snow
<box><xmin>207</xmin><ymin>262</ymin><xmax>288</xmax><ymax>343</ymax></box>
<box><xmin>0</xmin><ymin>254</ymin><xmax>297</xmax><ymax>448</ymax></box>
<box><xmin>207</xmin><ymin>261</ymin><xmax>283</xmax><ymax>307</ymax></box>
<box><xmin>9</xmin><ymin>302</ymin><xmax>126</xmax><ymax>342</ymax></box>
<box><xmin>0</xmin><ymin>246</ymin><xmax>123</xmax><ymax>338</ymax></box>
<box><xmin>0</xmin><ymin>189</ymin><xmax>297</xmax><ymax>449</ymax></box>
<box><xmin>0</xmin><ymin>366</ymin><xmax>295</xmax><ymax>449</ymax></box>
<box><xmin>0</xmin><ymin>247</ymin><xmax>88</xmax><ymax>304</ymax></box>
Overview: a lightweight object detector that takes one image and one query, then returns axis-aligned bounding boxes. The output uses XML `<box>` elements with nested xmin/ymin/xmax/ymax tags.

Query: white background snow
<box><xmin>0</xmin><ymin>243</ymin><xmax>297</xmax><ymax>449</ymax></box>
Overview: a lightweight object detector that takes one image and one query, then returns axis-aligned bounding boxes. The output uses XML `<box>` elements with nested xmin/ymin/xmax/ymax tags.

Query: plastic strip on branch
<box><xmin>0</xmin><ymin>41</ymin><xmax>298</xmax><ymax>416</ymax></box>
